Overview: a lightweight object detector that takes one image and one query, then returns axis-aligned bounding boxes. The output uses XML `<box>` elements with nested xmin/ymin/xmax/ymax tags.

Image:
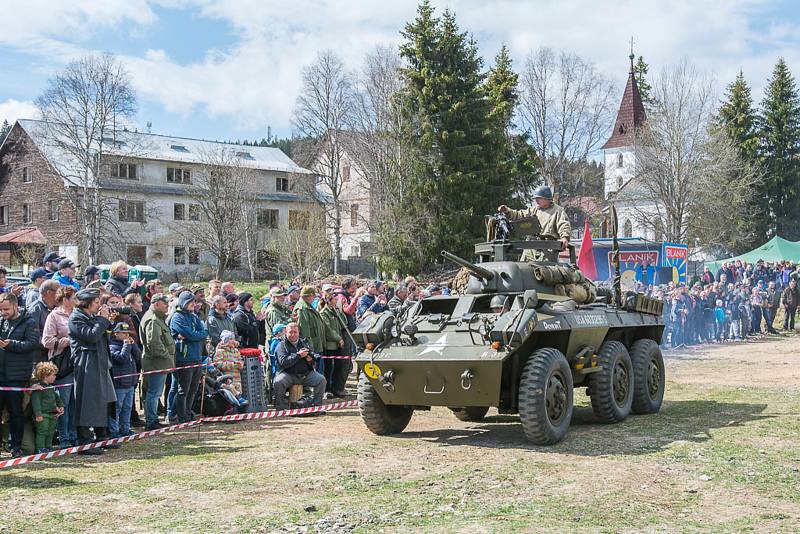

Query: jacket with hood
<box><xmin>0</xmin><ymin>308</ymin><xmax>38</xmax><ymax>382</ymax></box>
<box><xmin>169</xmin><ymin>292</ymin><xmax>208</xmax><ymax>364</ymax></box>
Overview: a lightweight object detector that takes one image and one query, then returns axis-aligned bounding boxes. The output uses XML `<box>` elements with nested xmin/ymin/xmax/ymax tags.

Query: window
<box><xmin>342</xmin><ymin>163</ymin><xmax>351</xmax><ymax>182</ymax></box>
<box><xmin>226</xmin><ymin>249</ymin><xmax>241</xmax><ymax>269</ymax></box>
<box><xmin>617</xmin><ymin>153</ymin><xmax>624</xmax><ymax>168</ymax></box>
<box><xmin>257</xmin><ymin>249</ymin><xmax>278</xmax><ymax>269</ymax></box>
<box><xmin>0</xmin><ymin>206</ymin><xmax>8</xmax><ymax>226</ymax></box>
<box><xmin>188</xmin><ymin>204</ymin><xmax>200</xmax><ymax>221</ymax></box>
<box><xmin>350</xmin><ymin>244</ymin><xmax>360</xmax><ymax>257</ymax></box>
<box><xmin>22</xmin><ymin>167</ymin><xmax>31</xmax><ymax>183</ymax></box>
<box><xmin>174</xmin><ymin>246</ymin><xmax>187</xmax><ymax>265</ymax></box>
<box><xmin>257</xmin><ymin>208</ymin><xmax>279</xmax><ymax>229</ymax></box>
<box><xmin>617</xmin><ymin>176</ymin><xmax>624</xmax><ymax>189</ymax></box>
<box><xmin>173</xmin><ymin>203</ymin><xmax>185</xmax><ymax>221</ymax></box>
<box><xmin>22</xmin><ymin>203</ymin><xmax>32</xmax><ymax>224</ymax></box>
<box><xmin>350</xmin><ymin>204</ymin><xmax>359</xmax><ymax>227</ymax></box>
<box><xmin>188</xmin><ymin>247</ymin><xmax>201</xmax><ymax>264</ymax></box>
<box><xmin>166</xmin><ymin>167</ymin><xmax>191</xmax><ymax>184</ymax></box>
<box><xmin>119</xmin><ymin>200</ymin><xmax>145</xmax><ymax>222</ymax></box>
<box><xmin>288</xmin><ymin>210</ymin><xmax>309</xmax><ymax>230</ymax></box>
<box><xmin>48</xmin><ymin>200</ymin><xmax>59</xmax><ymax>222</ymax></box>
<box><xmin>623</xmin><ymin>219</ymin><xmax>633</xmax><ymax>238</ymax></box>
<box><xmin>275</xmin><ymin>177</ymin><xmax>290</xmax><ymax>192</ymax></box>
<box><xmin>111</xmin><ymin>162</ymin><xmax>137</xmax><ymax>180</ymax></box>
<box><xmin>127</xmin><ymin>245</ymin><xmax>146</xmax><ymax>265</ymax></box>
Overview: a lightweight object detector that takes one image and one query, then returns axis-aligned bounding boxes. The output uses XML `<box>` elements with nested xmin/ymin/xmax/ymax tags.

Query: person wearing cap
<box><xmin>294</xmin><ymin>287</ymin><xmax>325</xmax><ymax>371</ymax></box>
<box><xmin>264</xmin><ymin>287</ymin><xmax>291</xmax><ymax>336</ymax></box>
<box><xmin>42</xmin><ymin>252</ymin><xmax>61</xmax><ymax>279</ymax></box>
<box><xmin>24</xmin><ymin>267</ymin><xmax>49</xmax><ymax>309</ymax></box>
<box><xmin>0</xmin><ymin>292</ymin><xmax>39</xmax><ymax>457</ymax></box>
<box><xmin>232</xmin><ymin>292</ymin><xmax>266</xmax><ymax>350</ymax></box>
<box><xmin>108</xmin><ymin>322</ymin><xmax>142</xmax><ymax>437</ymax></box>
<box><xmin>206</xmin><ymin>294</ymin><xmax>236</xmax><ymax>348</ymax></box>
<box><xmin>356</xmin><ymin>281</ymin><xmax>387</xmax><ymax>321</ymax></box>
<box><xmin>68</xmin><ymin>288</ymin><xmax>119</xmax><ymax>454</ymax></box>
<box><xmin>168</xmin><ymin>291</ymin><xmax>208</xmax><ymax>423</ymax></box>
<box><xmin>318</xmin><ymin>290</ymin><xmax>349</xmax><ymax>398</ymax></box>
<box><xmin>53</xmin><ymin>258</ymin><xmax>81</xmax><ymax>290</ymax></box>
<box><xmin>140</xmin><ymin>293</ymin><xmax>174</xmax><ymax>430</ymax></box>
<box><xmin>286</xmin><ymin>285</ymin><xmax>301</xmax><ymax>311</ymax></box>
<box><xmin>268</xmin><ymin>323</ymin><xmax>287</xmax><ymax>381</ymax></box>
<box><xmin>82</xmin><ymin>265</ymin><xmax>101</xmax><ymax>287</ymax></box>
<box><xmin>190</xmin><ymin>284</ymin><xmax>209</xmax><ymax>322</ymax></box>
<box><xmin>104</xmin><ymin>260</ymin><xmax>143</xmax><ymax>297</ymax></box>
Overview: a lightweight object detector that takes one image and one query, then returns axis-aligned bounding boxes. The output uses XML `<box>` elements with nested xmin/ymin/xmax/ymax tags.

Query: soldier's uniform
<box><xmin>503</xmin><ymin>186</ymin><xmax>571</xmax><ymax>263</ymax></box>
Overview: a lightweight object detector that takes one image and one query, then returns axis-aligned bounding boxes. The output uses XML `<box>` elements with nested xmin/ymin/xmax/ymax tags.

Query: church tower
<box><xmin>603</xmin><ymin>53</ymin><xmax>647</xmax><ymax>199</ymax></box>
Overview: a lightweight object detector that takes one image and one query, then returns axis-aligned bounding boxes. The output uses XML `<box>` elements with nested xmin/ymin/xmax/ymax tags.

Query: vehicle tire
<box><xmin>629</xmin><ymin>339</ymin><xmax>665</xmax><ymax>414</ymax></box>
<box><xmin>588</xmin><ymin>341</ymin><xmax>634</xmax><ymax>423</ymax></box>
<box><xmin>518</xmin><ymin>348</ymin><xmax>573</xmax><ymax>445</ymax></box>
<box><xmin>357</xmin><ymin>372</ymin><xmax>413</xmax><ymax>435</ymax></box>
<box><xmin>450</xmin><ymin>406</ymin><xmax>490</xmax><ymax>422</ymax></box>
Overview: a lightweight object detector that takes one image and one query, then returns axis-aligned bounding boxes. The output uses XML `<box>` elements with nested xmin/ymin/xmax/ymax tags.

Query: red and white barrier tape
<box><xmin>0</xmin><ymin>400</ymin><xmax>358</xmax><ymax>469</ymax></box>
<box><xmin>113</xmin><ymin>362</ymin><xmax>209</xmax><ymax>380</ymax></box>
<box><xmin>319</xmin><ymin>355</ymin><xmax>353</xmax><ymax>360</ymax></box>
<box><xmin>0</xmin><ymin>383</ymin><xmax>72</xmax><ymax>392</ymax></box>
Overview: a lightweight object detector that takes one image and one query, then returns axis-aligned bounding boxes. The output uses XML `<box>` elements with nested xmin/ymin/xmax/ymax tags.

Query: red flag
<box><xmin>577</xmin><ymin>219</ymin><xmax>598</xmax><ymax>280</ymax></box>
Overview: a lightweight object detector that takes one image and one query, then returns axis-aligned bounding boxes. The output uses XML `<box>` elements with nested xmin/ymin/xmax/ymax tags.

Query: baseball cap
<box><xmin>43</xmin><ymin>251</ymin><xmax>61</xmax><ymax>264</ymax></box>
<box><xmin>58</xmin><ymin>258</ymin><xmax>75</xmax><ymax>270</ymax></box>
<box><xmin>83</xmin><ymin>265</ymin><xmax>100</xmax><ymax>277</ymax></box>
<box><xmin>29</xmin><ymin>267</ymin><xmax>48</xmax><ymax>282</ymax></box>
<box><xmin>169</xmin><ymin>282</ymin><xmax>183</xmax><ymax>293</ymax></box>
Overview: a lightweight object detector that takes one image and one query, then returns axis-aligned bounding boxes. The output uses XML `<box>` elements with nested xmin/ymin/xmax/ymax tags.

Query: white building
<box><xmin>602</xmin><ymin>55</ymin><xmax>663</xmax><ymax>241</ymax></box>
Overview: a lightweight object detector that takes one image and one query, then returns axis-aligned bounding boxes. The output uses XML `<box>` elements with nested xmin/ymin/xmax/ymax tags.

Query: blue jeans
<box><xmin>167</xmin><ymin>373</ymin><xmax>178</xmax><ymax>421</ymax></box>
<box><xmin>109</xmin><ymin>387</ymin><xmax>135</xmax><ymax>436</ymax></box>
<box><xmin>55</xmin><ymin>379</ymin><xmax>77</xmax><ymax>446</ymax></box>
<box><xmin>145</xmin><ymin>373</ymin><xmax>168</xmax><ymax>426</ymax></box>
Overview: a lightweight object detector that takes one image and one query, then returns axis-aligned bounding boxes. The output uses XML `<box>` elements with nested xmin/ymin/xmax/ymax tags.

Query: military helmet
<box><xmin>532</xmin><ymin>185</ymin><xmax>553</xmax><ymax>200</ymax></box>
<box><xmin>490</xmin><ymin>294</ymin><xmax>507</xmax><ymax>310</ymax></box>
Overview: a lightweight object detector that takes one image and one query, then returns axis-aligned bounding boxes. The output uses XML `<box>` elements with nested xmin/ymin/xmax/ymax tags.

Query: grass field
<box><xmin>1</xmin><ymin>335</ymin><xmax>798</xmax><ymax>533</ymax></box>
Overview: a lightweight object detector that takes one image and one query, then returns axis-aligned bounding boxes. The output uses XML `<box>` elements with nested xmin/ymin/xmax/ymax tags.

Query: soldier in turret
<box><xmin>497</xmin><ymin>185</ymin><xmax>571</xmax><ymax>262</ymax></box>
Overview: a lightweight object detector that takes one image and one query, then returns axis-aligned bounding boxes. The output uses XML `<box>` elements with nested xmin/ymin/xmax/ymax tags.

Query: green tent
<box><xmin>705</xmin><ymin>236</ymin><xmax>800</xmax><ymax>272</ymax></box>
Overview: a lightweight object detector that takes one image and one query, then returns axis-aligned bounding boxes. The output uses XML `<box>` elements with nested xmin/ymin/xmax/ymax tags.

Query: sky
<box><xmin>1</xmin><ymin>0</ymin><xmax>799</xmax><ymax>144</ymax></box>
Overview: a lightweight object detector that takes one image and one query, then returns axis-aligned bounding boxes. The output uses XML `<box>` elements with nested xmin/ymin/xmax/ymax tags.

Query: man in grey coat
<box><xmin>27</xmin><ymin>279</ymin><xmax>59</xmax><ymax>363</ymax></box>
<box><xmin>69</xmin><ymin>288</ymin><xmax>120</xmax><ymax>455</ymax></box>
<box><xmin>206</xmin><ymin>295</ymin><xmax>236</xmax><ymax>348</ymax></box>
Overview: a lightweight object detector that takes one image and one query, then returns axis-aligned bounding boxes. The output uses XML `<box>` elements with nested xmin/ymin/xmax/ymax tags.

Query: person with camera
<box><xmin>356</xmin><ymin>281</ymin><xmax>388</xmax><ymax>322</ymax></box>
<box><xmin>68</xmin><ymin>288</ymin><xmax>121</xmax><ymax>455</ymax></box>
<box><xmin>272</xmin><ymin>322</ymin><xmax>326</xmax><ymax>410</ymax></box>
<box><xmin>41</xmin><ymin>285</ymin><xmax>78</xmax><ymax>448</ymax></box>
<box><xmin>497</xmin><ymin>185</ymin><xmax>571</xmax><ymax>262</ymax></box>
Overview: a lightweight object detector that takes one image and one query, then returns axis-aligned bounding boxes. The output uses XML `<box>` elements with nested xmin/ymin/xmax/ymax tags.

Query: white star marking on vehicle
<box><xmin>419</xmin><ymin>333</ymin><xmax>448</xmax><ymax>356</ymax></box>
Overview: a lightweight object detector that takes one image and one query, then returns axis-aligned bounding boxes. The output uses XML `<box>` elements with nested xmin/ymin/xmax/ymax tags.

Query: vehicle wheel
<box><xmin>629</xmin><ymin>339</ymin><xmax>665</xmax><ymax>414</ymax></box>
<box><xmin>450</xmin><ymin>406</ymin><xmax>490</xmax><ymax>422</ymax></box>
<box><xmin>588</xmin><ymin>341</ymin><xmax>634</xmax><ymax>423</ymax></box>
<box><xmin>357</xmin><ymin>372</ymin><xmax>413</xmax><ymax>435</ymax></box>
<box><xmin>518</xmin><ymin>348</ymin><xmax>573</xmax><ymax>445</ymax></box>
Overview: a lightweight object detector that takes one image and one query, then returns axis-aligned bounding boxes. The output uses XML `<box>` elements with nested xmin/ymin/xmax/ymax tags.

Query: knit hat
<box><xmin>177</xmin><ymin>291</ymin><xmax>195</xmax><ymax>309</ymax></box>
<box><xmin>272</xmin><ymin>323</ymin><xmax>287</xmax><ymax>336</ymax></box>
<box><xmin>300</xmin><ymin>286</ymin><xmax>316</xmax><ymax>297</ymax></box>
<box><xmin>238</xmin><ymin>292</ymin><xmax>253</xmax><ymax>305</ymax></box>
<box><xmin>220</xmin><ymin>330</ymin><xmax>236</xmax><ymax>344</ymax></box>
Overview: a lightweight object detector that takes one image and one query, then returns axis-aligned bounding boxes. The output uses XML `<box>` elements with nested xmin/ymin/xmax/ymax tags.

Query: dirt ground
<box><xmin>1</xmin><ymin>335</ymin><xmax>798</xmax><ymax>533</ymax></box>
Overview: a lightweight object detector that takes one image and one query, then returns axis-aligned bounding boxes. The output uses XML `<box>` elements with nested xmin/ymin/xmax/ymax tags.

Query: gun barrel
<box><xmin>441</xmin><ymin>250</ymin><xmax>495</xmax><ymax>281</ymax></box>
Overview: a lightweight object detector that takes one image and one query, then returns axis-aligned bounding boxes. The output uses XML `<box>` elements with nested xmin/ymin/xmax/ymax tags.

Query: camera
<box><xmin>110</xmin><ymin>306</ymin><xmax>133</xmax><ymax>315</ymax></box>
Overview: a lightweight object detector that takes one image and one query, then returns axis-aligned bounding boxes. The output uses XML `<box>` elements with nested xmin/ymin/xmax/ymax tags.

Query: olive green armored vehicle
<box><xmin>354</xmin><ymin>213</ymin><xmax>665</xmax><ymax>445</ymax></box>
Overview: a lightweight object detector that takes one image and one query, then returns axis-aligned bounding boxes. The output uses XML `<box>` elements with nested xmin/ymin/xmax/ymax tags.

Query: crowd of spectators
<box><xmin>0</xmin><ymin>251</ymin><xmax>449</xmax><ymax>458</ymax></box>
<box><xmin>633</xmin><ymin>259</ymin><xmax>799</xmax><ymax>348</ymax></box>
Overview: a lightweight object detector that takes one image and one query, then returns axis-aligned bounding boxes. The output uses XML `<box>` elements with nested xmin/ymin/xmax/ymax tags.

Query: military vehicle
<box><xmin>353</xmin><ymin>212</ymin><xmax>665</xmax><ymax>445</ymax></box>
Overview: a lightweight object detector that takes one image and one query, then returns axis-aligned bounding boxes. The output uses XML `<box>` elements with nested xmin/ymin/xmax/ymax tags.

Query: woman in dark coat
<box><xmin>69</xmin><ymin>288</ymin><xmax>120</xmax><ymax>455</ymax></box>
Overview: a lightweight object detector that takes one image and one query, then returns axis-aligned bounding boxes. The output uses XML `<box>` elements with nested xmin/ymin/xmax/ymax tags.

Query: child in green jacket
<box><xmin>31</xmin><ymin>362</ymin><xmax>64</xmax><ymax>453</ymax></box>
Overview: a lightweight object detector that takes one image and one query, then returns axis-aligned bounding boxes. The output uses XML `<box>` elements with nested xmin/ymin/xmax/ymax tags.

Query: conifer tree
<box><xmin>0</xmin><ymin>120</ymin><xmax>10</xmax><ymax>145</ymax></box>
<box><xmin>718</xmin><ymin>71</ymin><xmax>759</xmax><ymax>161</ymax></box>
<box><xmin>634</xmin><ymin>56</ymin><xmax>655</xmax><ymax>112</ymax></box>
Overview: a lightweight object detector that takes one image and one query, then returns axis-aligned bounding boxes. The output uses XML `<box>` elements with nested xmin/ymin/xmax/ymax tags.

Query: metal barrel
<box><xmin>440</xmin><ymin>250</ymin><xmax>495</xmax><ymax>281</ymax></box>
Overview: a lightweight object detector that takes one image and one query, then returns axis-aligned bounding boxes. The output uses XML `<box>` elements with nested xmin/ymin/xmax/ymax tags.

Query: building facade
<box><xmin>0</xmin><ymin>119</ymin><xmax>316</xmax><ymax>276</ymax></box>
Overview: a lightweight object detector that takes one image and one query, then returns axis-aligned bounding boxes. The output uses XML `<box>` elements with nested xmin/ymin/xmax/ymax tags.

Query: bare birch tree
<box><xmin>293</xmin><ymin>50</ymin><xmax>355</xmax><ymax>274</ymax></box>
<box><xmin>517</xmin><ymin>47</ymin><xmax>615</xmax><ymax>201</ymax></box>
<box><xmin>625</xmin><ymin>60</ymin><xmax>761</xmax><ymax>252</ymax></box>
<box><xmin>35</xmin><ymin>53</ymin><xmax>138</xmax><ymax>264</ymax></box>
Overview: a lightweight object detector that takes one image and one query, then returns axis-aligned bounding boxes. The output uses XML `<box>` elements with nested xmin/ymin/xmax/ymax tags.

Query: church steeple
<box><xmin>602</xmin><ymin>54</ymin><xmax>647</xmax><ymax>149</ymax></box>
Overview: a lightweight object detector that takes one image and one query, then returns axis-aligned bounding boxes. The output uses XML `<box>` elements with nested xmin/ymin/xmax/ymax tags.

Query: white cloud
<box><xmin>0</xmin><ymin>99</ymin><xmax>39</xmax><ymax>124</ymax></box>
<box><xmin>2</xmin><ymin>0</ymin><xmax>799</xmax><ymax>134</ymax></box>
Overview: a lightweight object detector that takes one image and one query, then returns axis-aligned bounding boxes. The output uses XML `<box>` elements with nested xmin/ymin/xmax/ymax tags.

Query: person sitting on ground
<box><xmin>216</xmin><ymin>374</ymin><xmax>249</xmax><ymax>410</ymax></box>
<box><xmin>273</xmin><ymin>322</ymin><xmax>326</xmax><ymax>410</ymax></box>
<box><xmin>104</xmin><ymin>260</ymin><xmax>143</xmax><ymax>297</ymax></box>
<box><xmin>213</xmin><ymin>330</ymin><xmax>246</xmax><ymax>404</ymax></box>
<box><xmin>24</xmin><ymin>267</ymin><xmax>48</xmax><ymax>309</ymax></box>
<box><xmin>108</xmin><ymin>322</ymin><xmax>142</xmax><ymax>438</ymax></box>
<box><xmin>30</xmin><ymin>361</ymin><xmax>64</xmax><ymax>453</ymax></box>
<box><xmin>53</xmin><ymin>258</ymin><xmax>81</xmax><ymax>290</ymax></box>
